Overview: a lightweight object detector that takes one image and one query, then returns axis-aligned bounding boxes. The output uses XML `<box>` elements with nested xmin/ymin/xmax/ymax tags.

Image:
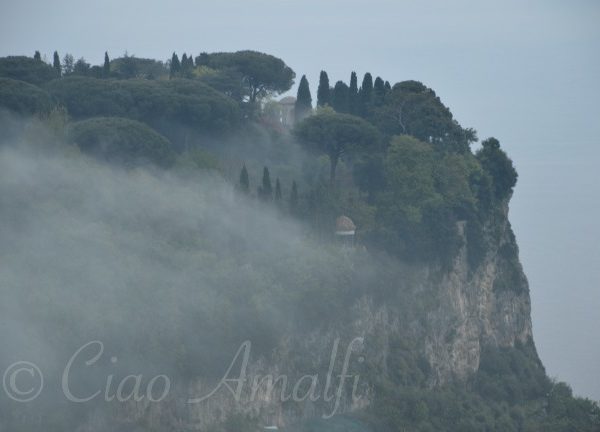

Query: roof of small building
<box><xmin>335</xmin><ymin>215</ymin><xmax>356</xmax><ymax>232</ymax></box>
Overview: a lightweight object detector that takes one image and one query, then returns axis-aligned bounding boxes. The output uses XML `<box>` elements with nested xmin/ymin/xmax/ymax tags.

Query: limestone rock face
<box><xmin>106</xmin><ymin>200</ymin><xmax>536</xmax><ymax>430</ymax></box>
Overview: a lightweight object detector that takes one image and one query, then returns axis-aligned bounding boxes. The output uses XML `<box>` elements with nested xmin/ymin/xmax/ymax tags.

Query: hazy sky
<box><xmin>1</xmin><ymin>0</ymin><xmax>599</xmax><ymax>399</ymax></box>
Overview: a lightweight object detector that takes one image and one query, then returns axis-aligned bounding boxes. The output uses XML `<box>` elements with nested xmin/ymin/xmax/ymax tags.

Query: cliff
<box><xmin>101</xmin><ymin>200</ymin><xmax>538</xmax><ymax>431</ymax></box>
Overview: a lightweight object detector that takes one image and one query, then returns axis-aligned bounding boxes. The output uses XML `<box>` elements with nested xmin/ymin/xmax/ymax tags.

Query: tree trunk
<box><xmin>330</xmin><ymin>156</ymin><xmax>338</xmax><ymax>185</ymax></box>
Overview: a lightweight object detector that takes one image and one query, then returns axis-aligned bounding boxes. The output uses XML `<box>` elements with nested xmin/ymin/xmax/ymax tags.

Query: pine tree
<box><xmin>53</xmin><ymin>51</ymin><xmax>61</xmax><ymax>76</ymax></box>
<box><xmin>103</xmin><ymin>52</ymin><xmax>110</xmax><ymax>77</ymax></box>
<box><xmin>295</xmin><ymin>75</ymin><xmax>312</xmax><ymax>122</ymax></box>
<box><xmin>290</xmin><ymin>181</ymin><xmax>299</xmax><ymax>214</ymax></box>
<box><xmin>275</xmin><ymin>178</ymin><xmax>282</xmax><ymax>203</ymax></box>
<box><xmin>259</xmin><ymin>167</ymin><xmax>273</xmax><ymax>200</ymax></box>
<box><xmin>170</xmin><ymin>52</ymin><xmax>180</xmax><ymax>79</ymax></box>
<box><xmin>349</xmin><ymin>71</ymin><xmax>359</xmax><ymax>114</ymax></box>
<box><xmin>317</xmin><ymin>71</ymin><xmax>330</xmax><ymax>107</ymax></box>
<box><xmin>33</xmin><ymin>51</ymin><xmax>41</xmax><ymax>62</ymax></box>
<box><xmin>239</xmin><ymin>165</ymin><xmax>249</xmax><ymax>194</ymax></box>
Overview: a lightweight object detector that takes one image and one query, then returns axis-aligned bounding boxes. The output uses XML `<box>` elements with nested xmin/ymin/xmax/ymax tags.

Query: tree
<box><xmin>200</xmin><ymin>51</ymin><xmax>295</xmax><ymax>103</ymax></box>
<box><xmin>258</xmin><ymin>166</ymin><xmax>273</xmax><ymax>200</ymax></box>
<box><xmin>73</xmin><ymin>57</ymin><xmax>90</xmax><ymax>75</ymax></box>
<box><xmin>331</xmin><ymin>81</ymin><xmax>350</xmax><ymax>113</ymax></box>
<box><xmin>294</xmin><ymin>111</ymin><xmax>380</xmax><ymax>184</ymax></box>
<box><xmin>181</xmin><ymin>53</ymin><xmax>193</xmax><ymax>78</ymax></box>
<box><xmin>170</xmin><ymin>52</ymin><xmax>180</xmax><ymax>79</ymax></box>
<box><xmin>0</xmin><ymin>77</ymin><xmax>55</xmax><ymax>115</ymax></box>
<box><xmin>53</xmin><ymin>51</ymin><xmax>61</xmax><ymax>76</ymax></box>
<box><xmin>275</xmin><ymin>178</ymin><xmax>282</xmax><ymax>203</ymax></box>
<box><xmin>239</xmin><ymin>165</ymin><xmax>250</xmax><ymax>193</ymax></box>
<box><xmin>317</xmin><ymin>70</ymin><xmax>330</xmax><ymax>107</ymax></box>
<box><xmin>68</xmin><ymin>117</ymin><xmax>175</xmax><ymax>168</ymax></box>
<box><xmin>33</xmin><ymin>51</ymin><xmax>41</xmax><ymax>62</ymax></box>
<box><xmin>476</xmin><ymin>137</ymin><xmax>517</xmax><ymax>201</ymax></box>
<box><xmin>295</xmin><ymin>74</ymin><xmax>312</xmax><ymax>122</ymax></box>
<box><xmin>359</xmin><ymin>72</ymin><xmax>373</xmax><ymax>115</ymax></box>
<box><xmin>0</xmin><ymin>56</ymin><xmax>58</xmax><ymax>85</ymax></box>
<box><xmin>290</xmin><ymin>181</ymin><xmax>299</xmax><ymax>214</ymax></box>
<box><xmin>373</xmin><ymin>80</ymin><xmax>477</xmax><ymax>153</ymax></box>
<box><xmin>349</xmin><ymin>71</ymin><xmax>359</xmax><ymax>114</ymax></box>
<box><xmin>62</xmin><ymin>54</ymin><xmax>74</xmax><ymax>75</ymax></box>
<box><xmin>103</xmin><ymin>52</ymin><xmax>110</xmax><ymax>77</ymax></box>
<box><xmin>373</xmin><ymin>76</ymin><xmax>386</xmax><ymax>106</ymax></box>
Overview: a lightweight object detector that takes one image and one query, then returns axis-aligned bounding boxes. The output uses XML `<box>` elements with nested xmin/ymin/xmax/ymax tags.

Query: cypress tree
<box><xmin>103</xmin><ymin>52</ymin><xmax>110</xmax><ymax>77</ymax></box>
<box><xmin>33</xmin><ymin>51</ymin><xmax>41</xmax><ymax>62</ymax></box>
<box><xmin>181</xmin><ymin>53</ymin><xmax>193</xmax><ymax>78</ymax></box>
<box><xmin>259</xmin><ymin>167</ymin><xmax>273</xmax><ymax>200</ymax></box>
<box><xmin>317</xmin><ymin>71</ymin><xmax>330</xmax><ymax>107</ymax></box>
<box><xmin>331</xmin><ymin>81</ymin><xmax>350</xmax><ymax>113</ymax></box>
<box><xmin>170</xmin><ymin>52</ymin><xmax>180</xmax><ymax>79</ymax></box>
<box><xmin>294</xmin><ymin>75</ymin><xmax>312</xmax><ymax>122</ymax></box>
<box><xmin>349</xmin><ymin>71</ymin><xmax>359</xmax><ymax>114</ymax></box>
<box><xmin>384</xmin><ymin>80</ymin><xmax>392</xmax><ymax>92</ymax></box>
<box><xmin>239</xmin><ymin>165</ymin><xmax>249</xmax><ymax>194</ymax></box>
<box><xmin>359</xmin><ymin>72</ymin><xmax>374</xmax><ymax>116</ymax></box>
<box><xmin>373</xmin><ymin>76</ymin><xmax>386</xmax><ymax>106</ymax></box>
<box><xmin>275</xmin><ymin>178</ymin><xmax>282</xmax><ymax>203</ymax></box>
<box><xmin>361</xmin><ymin>72</ymin><xmax>373</xmax><ymax>94</ymax></box>
<box><xmin>53</xmin><ymin>51</ymin><xmax>61</xmax><ymax>76</ymax></box>
<box><xmin>290</xmin><ymin>181</ymin><xmax>299</xmax><ymax>214</ymax></box>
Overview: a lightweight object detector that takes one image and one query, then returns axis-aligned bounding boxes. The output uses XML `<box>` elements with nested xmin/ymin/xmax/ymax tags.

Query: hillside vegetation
<box><xmin>0</xmin><ymin>50</ymin><xmax>598</xmax><ymax>432</ymax></box>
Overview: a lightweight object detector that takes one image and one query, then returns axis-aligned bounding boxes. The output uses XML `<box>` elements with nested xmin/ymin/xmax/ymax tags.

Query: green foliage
<box><xmin>476</xmin><ymin>137</ymin><xmax>518</xmax><ymax>202</ymax></box>
<box><xmin>294</xmin><ymin>110</ymin><xmax>380</xmax><ymax>183</ymax></box>
<box><xmin>44</xmin><ymin>76</ymin><xmax>240</xmax><ymax>143</ymax></box>
<box><xmin>196</xmin><ymin>65</ymin><xmax>247</xmax><ymax>103</ymax></box>
<box><xmin>370</xmin><ymin>135</ymin><xmax>483</xmax><ymax>262</ymax></box>
<box><xmin>68</xmin><ymin>116</ymin><xmax>175</xmax><ymax>167</ymax></box>
<box><xmin>258</xmin><ymin>166</ymin><xmax>273</xmax><ymax>200</ymax></box>
<box><xmin>365</xmin><ymin>341</ymin><xmax>600</xmax><ymax>432</ymax></box>
<box><xmin>62</xmin><ymin>53</ymin><xmax>74</xmax><ymax>75</ymax></box>
<box><xmin>72</xmin><ymin>57</ymin><xmax>90</xmax><ymax>75</ymax></box>
<box><xmin>372</xmin><ymin>80</ymin><xmax>476</xmax><ymax>152</ymax></box>
<box><xmin>331</xmin><ymin>80</ymin><xmax>350</xmax><ymax>113</ymax></box>
<box><xmin>52</xmin><ymin>51</ymin><xmax>61</xmax><ymax>76</ymax></box>
<box><xmin>0</xmin><ymin>55</ymin><xmax>59</xmax><ymax>85</ymax></box>
<box><xmin>111</xmin><ymin>54</ymin><xmax>168</xmax><ymax>79</ymax></box>
<box><xmin>239</xmin><ymin>164</ymin><xmax>250</xmax><ymax>193</ymax></box>
<box><xmin>317</xmin><ymin>70</ymin><xmax>330</xmax><ymax>107</ymax></box>
<box><xmin>0</xmin><ymin>77</ymin><xmax>55</xmax><ymax>115</ymax></box>
<box><xmin>198</xmin><ymin>50</ymin><xmax>295</xmax><ymax>103</ymax></box>
<box><xmin>170</xmin><ymin>52</ymin><xmax>180</xmax><ymax>78</ymax></box>
<box><xmin>373</xmin><ymin>76</ymin><xmax>386</xmax><ymax>106</ymax></box>
<box><xmin>103</xmin><ymin>52</ymin><xmax>110</xmax><ymax>77</ymax></box>
<box><xmin>359</xmin><ymin>72</ymin><xmax>374</xmax><ymax>116</ymax></box>
<box><xmin>349</xmin><ymin>71</ymin><xmax>359</xmax><ymax>114</ymax></box>
<box><xmin>295</xmin><ymin>74</ymin><xmax>312</xmax><ymax>122</ymax></box>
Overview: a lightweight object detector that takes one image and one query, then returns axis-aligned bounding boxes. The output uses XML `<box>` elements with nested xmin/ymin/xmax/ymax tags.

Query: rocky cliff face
<box><xmin>103</xmin><ymin>199</ymin><xmax>537</xmax><ymax>431</ymax></box>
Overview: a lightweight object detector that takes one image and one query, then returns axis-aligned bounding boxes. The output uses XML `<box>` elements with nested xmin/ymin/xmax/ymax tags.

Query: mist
<box><xmin>5</xmin><ymin>0</ymin><xmax>598</xmax><ymax>400</ymax></box>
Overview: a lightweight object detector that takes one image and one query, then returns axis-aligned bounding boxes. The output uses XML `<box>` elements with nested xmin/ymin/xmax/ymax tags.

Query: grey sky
<box><xmin>1</xmin><ymin>0</ymin><xmax>599</xmax><ymax>399</ymax></box>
